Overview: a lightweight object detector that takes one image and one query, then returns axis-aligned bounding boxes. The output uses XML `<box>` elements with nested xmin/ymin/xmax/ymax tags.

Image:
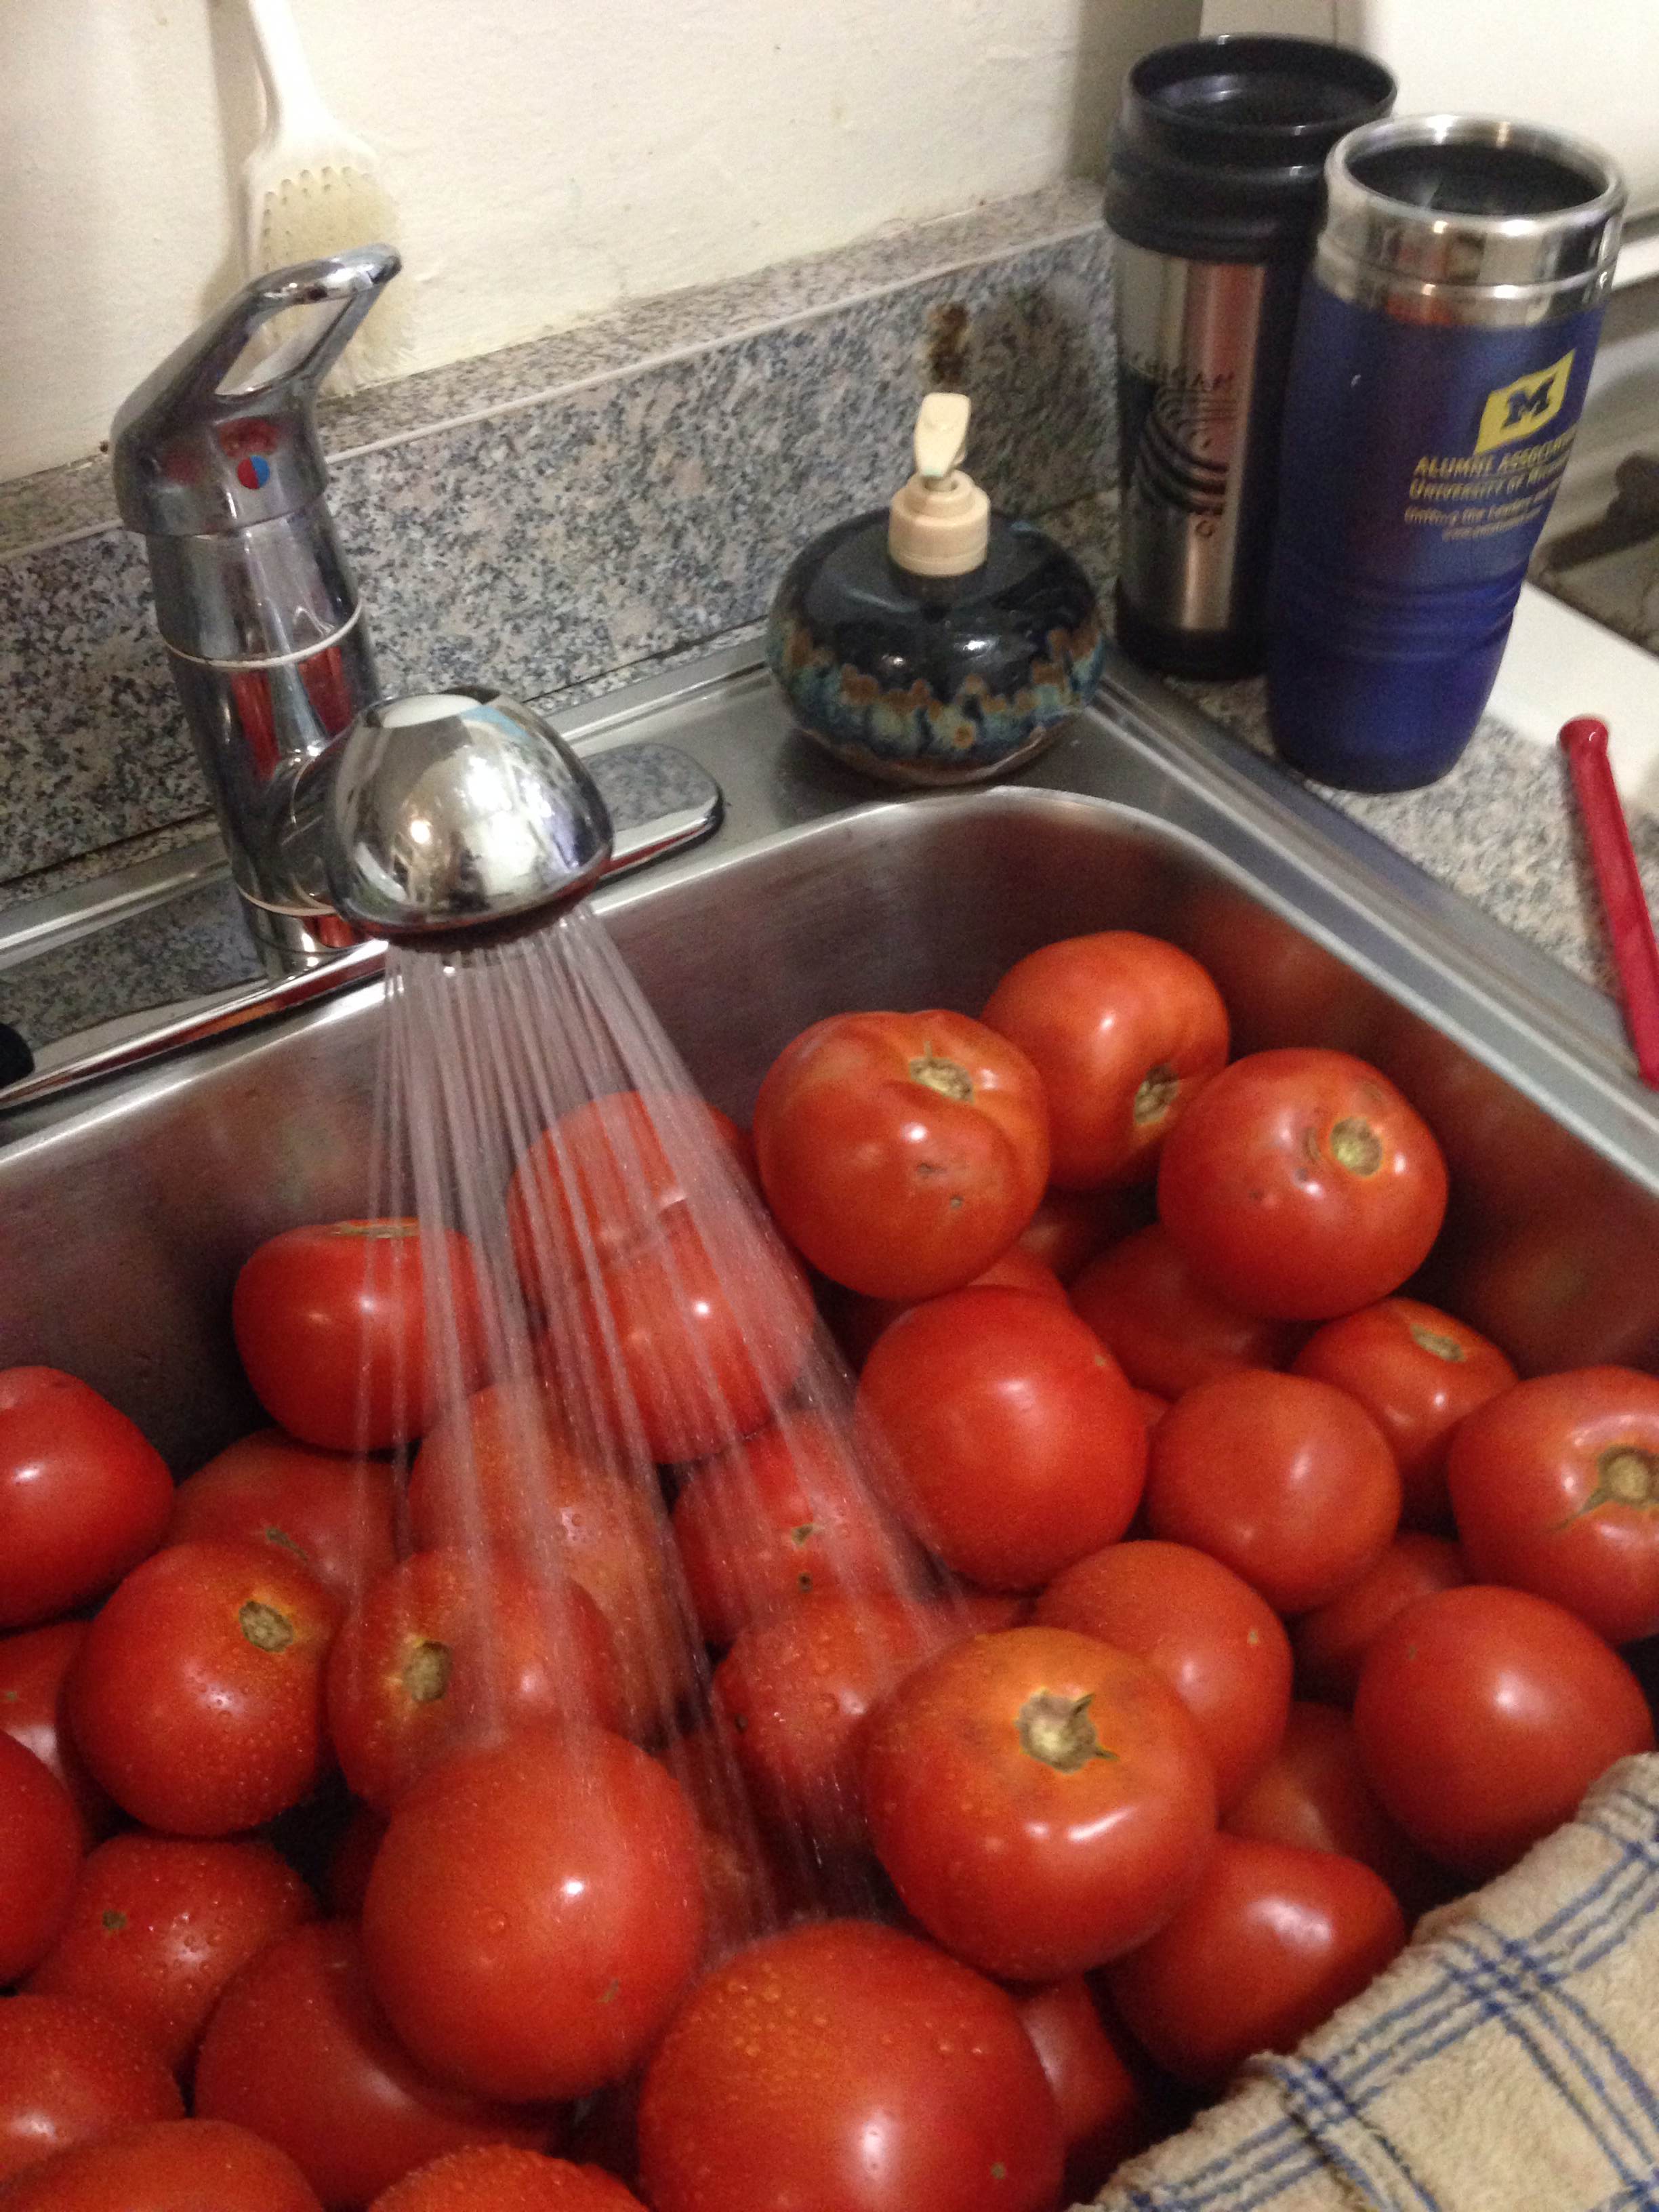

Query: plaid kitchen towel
<box><xmin>1093</xmin><ymin>1756</ymin><xmax>1659</xmax><ymax>2212</ymax></box>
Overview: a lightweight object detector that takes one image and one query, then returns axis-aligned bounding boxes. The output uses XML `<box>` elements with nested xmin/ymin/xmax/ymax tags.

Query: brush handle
<box><xmin>1559</xmin><ymin>716</ymin><xmax>1659</xmax><ymax>1090</ymax></box>
<box><xmin>245</xmin><ymin>0</ymin><xmax>333</xmax><ymax>141</ymax></box>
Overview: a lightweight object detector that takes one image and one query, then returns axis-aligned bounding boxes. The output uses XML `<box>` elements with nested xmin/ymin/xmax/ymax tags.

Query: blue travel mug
<box><xmin>1267</xmin><ymin>117</ymin><xmax>1625</xmax><ymax>792</ymax></box>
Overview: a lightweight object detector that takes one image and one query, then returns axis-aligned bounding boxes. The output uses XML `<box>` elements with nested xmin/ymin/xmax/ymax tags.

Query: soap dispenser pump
<box><xmin>765</xmin><ymin>392</ymin><xmax>1105</xmax><ymax>784</ymax></box>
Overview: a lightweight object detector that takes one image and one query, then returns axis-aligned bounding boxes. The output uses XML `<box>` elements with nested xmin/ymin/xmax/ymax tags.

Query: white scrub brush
<box><xmin>241</xmin><ymin>0</ymin><xmax>407</xmax><ymax>392</ymax></box>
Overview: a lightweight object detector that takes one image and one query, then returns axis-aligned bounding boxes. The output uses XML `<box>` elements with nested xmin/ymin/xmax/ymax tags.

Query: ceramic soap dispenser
<box><xmin>765</xmin><ymin>392</ymin><xmax>1105</xmax><ymax>784</ymax></box>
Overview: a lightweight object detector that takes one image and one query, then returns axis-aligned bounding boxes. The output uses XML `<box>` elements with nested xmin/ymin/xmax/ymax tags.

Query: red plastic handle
<box><xmin>1559</xmin><ymin>716</ymin><xmax>1659</xmax><ymax>1089</ymax></box>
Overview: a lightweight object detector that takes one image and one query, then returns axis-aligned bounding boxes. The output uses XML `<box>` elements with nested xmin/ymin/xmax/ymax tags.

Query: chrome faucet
<box><xmin>113</xmin><ymin>251</ymin><xmax>612</xmax><ymax>971</ymax></box>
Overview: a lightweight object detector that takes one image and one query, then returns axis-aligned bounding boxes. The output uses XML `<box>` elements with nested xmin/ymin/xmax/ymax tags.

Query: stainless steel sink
<box><xmin>1</xmin><ymin>641</ymin><xmax>1654</xmax><ymax>1474</ymax></box>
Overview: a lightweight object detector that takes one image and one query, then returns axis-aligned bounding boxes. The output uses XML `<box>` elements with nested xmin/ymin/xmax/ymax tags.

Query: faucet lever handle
<box><xmin>111</xmin><ymin>246</ymin><xmax>400</xmax><ymax>539</ymax></box>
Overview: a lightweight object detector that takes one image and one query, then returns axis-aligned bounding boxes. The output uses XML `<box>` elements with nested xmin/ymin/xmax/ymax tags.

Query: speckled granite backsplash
<box><xmin>0</xmin><ymin>182</ymin><xmax>1111</xmax><ymax>899</ymax></box>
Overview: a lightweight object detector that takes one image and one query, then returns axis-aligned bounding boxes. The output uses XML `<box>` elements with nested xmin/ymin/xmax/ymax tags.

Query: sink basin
<box><xmin>1</xmin><ymin>643</ymin><xmax>1654</xmax><ymax>1473</ymax></box>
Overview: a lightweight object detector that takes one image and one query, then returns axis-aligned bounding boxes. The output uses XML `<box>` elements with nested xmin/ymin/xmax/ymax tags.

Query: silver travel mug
<box><xmin>1105</xmin><ymin>36</ymin><xmax>1395</xmax><ymax>678</ymax></box>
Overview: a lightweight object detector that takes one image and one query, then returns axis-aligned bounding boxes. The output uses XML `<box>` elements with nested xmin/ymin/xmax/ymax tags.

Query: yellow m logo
<box><xmin>1475</xmin><ymin>352</ymin><xmax>1575</xmax><ymax>455</ymax></box>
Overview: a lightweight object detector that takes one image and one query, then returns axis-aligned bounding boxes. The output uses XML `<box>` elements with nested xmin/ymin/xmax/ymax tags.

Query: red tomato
<box><xmin>1223</xmin><ymin>1702</ymin><xmax>1448</xmax><ymax>1912</ymax></box>
<box><xmin>981</xmin><ymin>930</ymin><xmax>1229</xmax><ymax>1187</ymax></box>
<box><xmin>670</xmin><ymin>1414</ymin><xmax>922</xmax><ymax>1645</ymax></box>
<box><xmin>0</xmin><ymin>1735</ymin><xmax>81</xmax><ymax>1985</ymax></box>
<box><xmin>752</xmin><ymin>1010</ymin><xmax>1049</xmax><ymax>1300</ymax></box>
<box><xmin>26</xmin><ymin>1835</ymin><xmax>314</xmax><ymax>2072</ymax></box>
<box><xmin>168</xmin><ymin>1431</ymin><xmax>398</xmax><ymax>1607</ymax></box>
<box><xmin>712</xmin><ymin>1591</ymin><xmax>977</xmax><ymax>1853</ymax></box>
<box><xmin>1015</xmin><ymin>1979</ymin><xmax>1162</xmax><ymax>2200</ymax></box>
<box><xmin>1293</xmin><ymin>1298</ymin><xmax>1517</xmax><ymax>1528</ymax></box>
<box><xmin>558</xmin><ymin>1215</ymin><xmax>814</xmax><ymax>1463</ymax></box>
<box><xmin>232</xmin><ymin>1221</ymin><xmax>487</xmax><ymax>1452</ymax></box>
<box><xmin>1446</xmin><ymin>1368</ymin><xmax>1659</xmax><ymax>1646</ymax></box>
<box><xmin>1017</xmin><ymin>1186</ymin><xmax>1147</xmax><ymax>1284</ymax></box>
<box><xmin>1104</xmin><ymin>1835</ymin><xmax>1406</xmax><ymax>2087</ymax></box>
<box><xmin>1070</xmin><ymin>1225</ymin><xmax>1305</xmax><ymax>1399</ymax></box>
<box><xmin>66</xmin><ymin>1539</ymin><xmax>343</xmax><ymax>1837</ymax></box>
<box><xmin>1157</xmin><ymin>1050</ymin><xmax>1449</xmax><ymax>1322</ymax></box>
<box><xmin>194</xmin><ymin>1921</ymin><xmax>554</xmax><ymax>2207</ymax></box>
<box><xmin>369</xmin><ymin>2148</ymin><xmax>645</xmax><ymax>2210</ymax></box>
<box><xmin>1353</xmin><ymin>1584</ymin><xmax>1655</xmax><ymax>1877</ymax></box>
<box><xmin>0</xmin><ymin>1996</ymin><xmax>181</xmax><ymax>2184</ymax></box>
<box><xmin>0</xmin><ymin>1624</ymin><xmax>114</xmax><ymax>1843</ymax></box>
<box><xmin>1145</xmin><ymin>1372</ymin><xmax>1401</xmax><ymax>1614</ymax></box>
<box><xmin>863</xmin><ymin>1626</ymin><xmax>1217</xmax><ymax>1978</ymax></box>
<box><xmin>1293</xmin><ymin>1534</ymin><xmax>1468</xmax><ymax>1704</ymax></box>
<box><xmin>1035</xmin><ymin>1540</ymin><xmax>1292</xmax><ymax>1809</ymax></box>
<box><xmin>828</xmin><ymin>1245</ymin><xmax>1067</xmax><ymax>1370</ymax></box>
<box><xmin>361</xmin><ymin>1729</ymin><xmax>705</xmax><ymax>2102</ymax></box>
<box><xmin>857</xmin><ymin>1288</ymin><xmax>1146</xmax><ymax>1590</ymax></box>
<box><xmin>327</xmin><ymin>1548</ymin><xmax>622</xmax><ymax>1811</ymax></box>
<box><xmin>663</xmin><ymin>1725</ymin><xmax>820</xmax><ymax>1957</ymax></box>
<box><xmin>0</xmin><ymin>1370</ymin><xmax>173</xmax><ymax>1631</ymax></box>
<box><xmin>409</xmin><ymin>1385</ymin><xmax>695</xmax><ymax>1736</ymax></box>
<box><xmin>506</xmin><ymin>1090</ymin><xmax>754</xmax><ymax>1302</ymax></box>
<box><xmin>0</xmin><ymin>2118</ymin><xmax>323</xmax><ymax>2212</ymax></box>
<box><xmin>638</xmin><ymin>1919</ymin><xmax>1064</xmax><ymax>2212</ymax></box>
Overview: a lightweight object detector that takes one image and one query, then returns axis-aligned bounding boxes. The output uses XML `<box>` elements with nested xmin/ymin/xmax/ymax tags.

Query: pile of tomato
<box><xmin>1</xmin><ymin>925</ymin><xmax>1657</xmax><ymax>2212</ymax></box>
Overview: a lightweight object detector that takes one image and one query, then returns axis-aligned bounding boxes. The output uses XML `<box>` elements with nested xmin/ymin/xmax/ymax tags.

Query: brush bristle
<box><xmin>253</xmin><ymin>167</ymin><xmax>410</xmax><ymax>393</ymax></box>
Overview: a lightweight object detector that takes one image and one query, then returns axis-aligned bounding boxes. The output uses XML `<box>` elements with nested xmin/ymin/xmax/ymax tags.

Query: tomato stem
<box><xmin>909</xmin><ymin>1054</ymin><xmax>974</xmax><ymax>1104</ymax></box>
<box><xmin>404</xmin><ymin>1640</ymin><xmax>453</xmax><ymax>1704</ymax></box>
<box><xmin>1133</xmin><ymin>1064</ymin><xmax>1179</xmax><ymax>1127</ymax></box>
<box><xmin>1017</xmin><ymin>1689</ymin><xmax>1116</xmax><ymax>1774</ymax></box>
<box><xmin>239</xmin><ymin>1600</ymin><xmax>295</xmax><ymax>1654</ymax></box>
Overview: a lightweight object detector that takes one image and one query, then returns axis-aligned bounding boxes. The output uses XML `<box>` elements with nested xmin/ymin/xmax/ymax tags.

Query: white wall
<box><xmin>0</xmin><ymin>0</ymin><xmax>1197</xmax><ymax>485</ymax></box>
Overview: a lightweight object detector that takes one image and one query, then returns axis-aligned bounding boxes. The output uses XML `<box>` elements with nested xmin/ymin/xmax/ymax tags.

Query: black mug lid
<box><xmin>1107</xmin><ymin>35</ymin><xmax>1397</xmax><ymax>262</ymax></box>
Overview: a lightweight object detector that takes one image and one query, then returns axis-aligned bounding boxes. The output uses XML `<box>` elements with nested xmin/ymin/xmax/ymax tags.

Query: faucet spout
<box><xmin>290</xmin><ymin>690</ymin><xmax>615</xmax><ymax>942</ymax></box>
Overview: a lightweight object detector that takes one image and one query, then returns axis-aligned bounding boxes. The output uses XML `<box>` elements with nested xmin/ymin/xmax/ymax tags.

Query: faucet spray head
<box><xmin>318</xmin><ymin>689</ymin><xmax>614</xmax><ymax>940</ymax></box>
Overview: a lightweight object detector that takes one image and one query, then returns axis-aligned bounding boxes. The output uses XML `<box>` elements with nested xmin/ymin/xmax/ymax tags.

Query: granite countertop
<box><xmin>1048</xmin><ymin>494</ymin><xmax>1659</xmax><ymax>1005</ymax></box>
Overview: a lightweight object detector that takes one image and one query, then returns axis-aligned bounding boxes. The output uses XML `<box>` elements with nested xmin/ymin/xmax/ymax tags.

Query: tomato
<box><xmin>1223</xmin><ymin>1702</ymin><xmax>1448</xmax><ymax>1912</ymax></box>
<box><xmin>1104</xmin><ymin>1835</ymin><xmax>1406</xmax><ymax>2087</ymax></box>
<box><xmin>1293</xmin><ymin>1298</ymin><xmax>1517</xmax><ymax>1527</ymax></box>
<box><xmin>361</xmin><ymin>1729</ymin><xmax>705</xmax><ymax>2102</ymax></box>
<box><xmin>409</xmin><ymin>1386</ymin><xmax>695</xmax><ymax>1735</ymax></box>
<box><xmin>0</xmin><ymin>1735</ymin><xmax>81</xmax><ymax>1985</ymax></box>
<box><xmin>670</xmin><ymin>1414</ymin><xmax>921</xmax><ymax>1645</ymax></box>
<box><xmin>1355</xmin><ymin>1584</ymin><xmax>1656</xmax><ymax>1876</ymax></box>
<box><xmin>0</xmin><ymin>1996</ymin><xmax>181</xmax><ymax>2184</ymax></box>
<box><xmin>1157</xmin><ymin>1049</ymin><xmax>1449</xmax><ymax>1322</ymax></box>
<box><xmin>0</xmin><ymin>1624</ymin><xmax>114</xmax><ymax>1843</ymax></box>
<box><xmin>194</xmin><ymin>1921</ymin><xmax>554</xmax><ymax>2206</ymax></box>
<box><xmin>1446</xmin><ymin>1368</ymin><xmax>1659</xmax><ymax>1646</ymax></box>
<box><xmin>1293</xmin><ymin>1534</ymin><xmax>1467</xmax><ymax>1704</ymax></box>
<box><xmin>827</xmin><ymin>1245</ymin><xmax>1067</xmax><ymax>1370</ymax></box>
<box><xmin>327</xmin><ymin>1549</ymin><xmax>622</xmax><ymax>1810</ymax></box>
<box><xmin>1070</xmin><ymin>1225</ymin><xmax>1305</xmax><ymax>1399</ymax></box>
<box><xmin>506</xmin><ymin>1090</ymin><xmax>754</xmax><ymax>1302</ymax></box>
<box><xmin>1015</xmin><ymin>1979</ymin><xmax>1162</xmax><ymax>2200</ymax></box>
<box><xmin>981</xmin><ymin>930</ymin><xmax>1229</xmax><ymax>1187</ymax></box>
<box><xmin>26</xmin><ymin>1835</ymin><xmax>314</xmax><ymax>2072</ymax></box>
<box><xmin>863</xmin><ymin>1626</ymin><xmax>1217</xmax><ymax>1978</ymax></box>
<box><xmin>168</xmin><ymin>1431</ymin><xmax>398</xmax><ymax>1607</ymax></box>
<box><xmin>1034</xmin><ymin>1540</ymin><xmax>1292</xmax><ymax>1809</ymax></box>
<box><xmin>1017</xmin><ymin>1186</ymin><xmax>1147</xmax><ymax>1284</ymax></box>
<box><xmin>712</xmin><ymin>1591</ymin><xmax>974</xmax><ymax>1853</ymax></box>
<box><xmin>752</xmin><ymin>1010</ymin><xmax>1049</xmax><ymax>1300</ymax></box>
<box><xmin>232</xmin><ymin>1221</ymin><xmax>487</xmax><ymax>1452</ymax></box>
<box><xmin>857</xmin><ymin>1288</ymin><xmax>1146</xmax><ymax>1590</ymax></box>
<box><xmin>1145</xmin><ymin>1372</ymin><xmax>1401</xmax><ymax>1614</ymax></box>
<box><xmin>0</xmin><ymin>1370</ymin><xmax>173</xmax><ymax>1631</ymax></box>
<box><xmin>369</xmin><ymin>2148</ymin><xmax>645</xmax><ymax>2209</ymax></box>
<box><xmin>66</xmin><ymin>1539</ymin><xmax>343</xmax><ymax>1837</ymax></box>
<box><xmin>638</xmin><ymin>1919</ymin><xmax>1063</xmax><ymax>2212</ymax></box>
<box><xmin>0</xmin><ymin>2118</ymin><xmax>323</xmax><ymax>2212</ymax></box>
<box><xmin>557</xmin><ymin>1215</ymin><xmax>814</xmax><ymax>1463</ymax></box>
<box><xmin>663</xmin><ymin>1725</ymin><xmax>819</xmax><ymax>1956</ymax></box>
